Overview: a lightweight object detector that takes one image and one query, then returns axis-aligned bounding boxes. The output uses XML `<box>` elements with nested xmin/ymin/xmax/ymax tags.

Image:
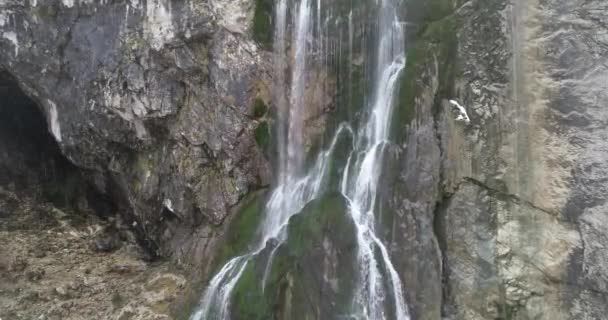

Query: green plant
<box><xmin>253</xmin><ymin>98</ymin><xmax>268</xmax><ymax>118</ymax></box>
<box><xmin>254</xmin><ymin>121</ymin><xmax>270</xmax><ymax>149</ymax></box>
<box><xmin>252</xmin><ymin>0</ymin><xmax>274</xmax><ymax>49</ymax></box>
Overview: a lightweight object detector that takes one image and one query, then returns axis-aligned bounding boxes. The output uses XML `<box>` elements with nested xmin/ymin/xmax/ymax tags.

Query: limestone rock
<box><xmin>0</xmin><ymin>0</ymin><xmax>271</xmax><ymax>270</ymax></box>
<box><xmin>388</xmin><ymin>0</ymin><xmax>608</xmax><ymax>318</ymax></box>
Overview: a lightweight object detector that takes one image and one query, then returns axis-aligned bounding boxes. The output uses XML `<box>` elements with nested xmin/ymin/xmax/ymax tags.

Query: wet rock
<box><xmin>229</xmin><ymin>194</ymin><xmax>357</xmax><ymax>320</ymax></box>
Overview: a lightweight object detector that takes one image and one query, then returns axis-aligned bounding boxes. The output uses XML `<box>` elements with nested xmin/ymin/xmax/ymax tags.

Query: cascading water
<box><xmin>339</xmin><ymin>1</ymin><xmax>408</xmax><ymax>318</ymax></box>
<box><xmin>190</xmin><ymin>0</ymin><xmax>409</xmax><ymax>319</ymax></box>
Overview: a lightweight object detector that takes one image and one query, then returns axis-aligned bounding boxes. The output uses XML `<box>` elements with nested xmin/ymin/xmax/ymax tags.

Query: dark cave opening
<box><xmin>0</xmin><ymin>71</ymin><xmax>113</xmax><ymax>215</ymax></box>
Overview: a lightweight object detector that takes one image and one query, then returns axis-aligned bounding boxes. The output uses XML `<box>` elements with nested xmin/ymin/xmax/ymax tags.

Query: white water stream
<box><xmin>191</xmin><ymin>0</ymin><xmax>409</xmax><ymax>319</ymax></box>
<box><xmin>339</xmin><ymin>2</ymin><xmax>408</xmax><ymax>318</ymax></box>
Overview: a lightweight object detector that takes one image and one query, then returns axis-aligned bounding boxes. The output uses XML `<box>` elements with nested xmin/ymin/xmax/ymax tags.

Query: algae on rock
<box><xmin>230</xmin><ymin>193</ymin><xmax>358</xmax><ymax>320</ymax></box>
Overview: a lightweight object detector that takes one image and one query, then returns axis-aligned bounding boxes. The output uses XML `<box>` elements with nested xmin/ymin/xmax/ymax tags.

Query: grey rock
<box><xmin>389</xmin><ymin>0</ymin><xmax>608</xmax><ymax>318</ymax></box>
<box><xmin>54</xmin><ymin>286</ymin><xmax>69</xmax><ymax>298</ymax></box>
<box><xmin>0</xmin><ymin>0</ymin><xmax>271</xmax><ymax>274</ymax></box>
<box><xmin>385</xmin><ymin>0</ymin><xmax>608</xmax><ymax>318</ymax></box>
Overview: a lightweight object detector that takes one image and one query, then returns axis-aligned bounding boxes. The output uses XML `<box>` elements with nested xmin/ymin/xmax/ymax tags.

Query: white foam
<box><xmin>163</xmin><ymin>199</ymin><xmax>174</xmax><ymax>212</ymax></box>
<box><xmin>2</xmin><ymin>32</ymin><xmax>18</xmax><ymax>56</ymax></box>
<box><xmin>449</xmin><ymin>99</ymin><xmax>471</xmax><ymax>123</ymax></box>
<box><xmin>62</xmin><ymin>0</ymin><xmax>75</xmax><ymax>8</ymax></box>
<box><xmin>48</xmin><ymin>100</ymin><xmax>62</xmax><ymax>142</ymax></box>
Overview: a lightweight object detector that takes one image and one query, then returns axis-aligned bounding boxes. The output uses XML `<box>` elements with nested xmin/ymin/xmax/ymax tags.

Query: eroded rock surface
<box><xmin>0</xmin><ymin>0</ymin><xmax>271</xmax><ymax>275</ymax></box>
<box><xmin>388</xmin><ymin>0</ymin><xmax>608</xmax><ymax>318</ymax></box>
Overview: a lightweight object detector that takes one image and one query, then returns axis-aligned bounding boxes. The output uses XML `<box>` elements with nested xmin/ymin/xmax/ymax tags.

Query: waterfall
<box><xmin>274</xmin><ymin>0</ymin><xmax>288</xmax><ymax>185</ymax></box>
<box><xmin>286</xmin><ymin>0</ymin><xmax>311</xmax><ymax>176</ymax></box>
<box><xmin>190</xmin><ymin>0</ymin><xmax>409</xmax><ymax>319</ymax></box>
<box><xmin>340</xmin><ymin>1</ymin><xmax>409</xmax><ymax>318</ymax></box>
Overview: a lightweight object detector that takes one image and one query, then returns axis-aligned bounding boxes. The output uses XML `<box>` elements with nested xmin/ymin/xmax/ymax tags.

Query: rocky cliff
<box><xmin>387</xmin><ymin>0</ymin><xmax>608</xmax><ymax>318</ymax></box>
<box><xmin>0</xmin><ymin>0</ymin><xmax>272</xmax><ymax>272</ymax></box>
<box><xmin>1</xmin><ymin>0</ymin><xmax>607</xmax><ymax>319</ymax></box>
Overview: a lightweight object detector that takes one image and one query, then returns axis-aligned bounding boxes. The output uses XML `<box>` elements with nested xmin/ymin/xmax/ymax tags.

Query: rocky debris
<box><xmin>25</xmin><ymin>268</ymin><xmax>45</xmax><ymax>282</ymax></box>
<box><xmin>0</xmin><ymin>191</ymin><xmax>189</xmax><ymax>320</ymax></box>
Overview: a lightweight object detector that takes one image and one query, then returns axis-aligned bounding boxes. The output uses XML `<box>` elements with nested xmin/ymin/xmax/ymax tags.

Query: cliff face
<box><xmin>389</xmin><ymin>0</ymin><xmax>608</xmax><ymax>318</ymax></box>
<box><xmin>0</xmin><ymin>0</ymin><xmax>271</xmax><ymax>273</ymax></box>
<box><xmin>1</xmin><ymin>0</ymin><xmax>608</xmax><ymax>319</ymax></box>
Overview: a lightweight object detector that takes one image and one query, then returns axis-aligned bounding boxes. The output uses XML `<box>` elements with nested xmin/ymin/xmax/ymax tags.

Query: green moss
<box><xmin>394</xmin><ymin>42</ymin><xmax>425</xmax><ymax>139</ymax></box>
<box><xmin>214</xmin><ymin>194</ymin><xmax>264</xmax><ymax>271</ymax></box>
<box><xmin>134</xmin><ymin>154</ymin><xmax>151</xmax><ymax>173</ymax></box>
<box><xmin>125</xmin><ymin>35</ymin><xmax>146</xmax><ymax>51</ymax></box>
<box><xmin>287</xmin><ymin>194</ymin><xmax>350</xmax><ymax>256</ymax></box>
<box><xmin>122</xmin><ymin>34</ymin><xmax>147</xmax><ymax>62</ymax></box>
<box><xmin>130</xmin><ymin>153</ymin><xmax>153</xmax><ymax>194</ymax></box>
<box><xmin>393</xmin><ymin>3</ymin><xmax>459</xmax><ymax>143</ymax></box>
<box><xmin>230</xmin><ymin>194</ymin><xmax>357</xmax><ymax>319</ymax></box>
<box><xmin>496</xmin><ymin>302</ymin><xmax>520</xmax><ymax>320</ymax></box>
<box><xmin>252</xmin><ymin>98</ymin><xmax>268</xmax><ymax>118</ymax></box>
<box><xmin>252</xmin><ymin>0</ymin><xmax>274</xmax><ymax>49</ymax></box>
<box><xmin>414</xmin><ymin>0</ymin><xmax>455</xmax><ymax>23</ymax></box>
<box><xmin>285</xmin><ymin>194</ymin><xmax>358</xmax><ymax>317</ymax></box>
<box><xmin>32</xmin><ymin>5</ymin><xmax>57</xmax><ymax>18</ymax></box>
<box><xmin>424</xmin><ymin>15</ymin><xmax>459</xmax><ymax>116</ymax></box>
<box><xmin>231</xmin><ymin>194</ymin><xmax>356</xmax><ymax>320</ymax></box>
<box><xmin>232</xmin><ymin>262</ymin><xmax>271</xmax><ymax>319</ymax></box>
<box><xmin>254</xmin><ymin>121</ymin><xmax>270</xmax><ymax>149</ymax></box>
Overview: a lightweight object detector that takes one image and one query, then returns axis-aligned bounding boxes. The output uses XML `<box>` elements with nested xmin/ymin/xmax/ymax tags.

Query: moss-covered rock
<box><xmin>252</xmin><ymin>98</ymin><xmax>268</xmax><ymax>118</ymax></box>
<box><xmin>254</xmin><ymin>121</ymin><xmax>271</xmax><ymax>151</ymax></box>
<box><xmin>393</xmin><ymin>0</ymin><xmax>459</xmax><ymax>143</ymax></box>
<box><xmin>213</xmin><ymin>193</ymin><xmax>264</xmax><ymax>272</ymax></box>
<box><xmin>230</xmin><ymin>193</ymin><xmax>358</xmax><ymax>320</ymax></box>
<box><xmin>252</xmin><ymin>0</ymin><xmax>274</xmax><ymax>49</ymax></box>
<box><xmin>31</xmin><ymin>5</ymin><xmax>58</xmax><ymax>19</ymax></box>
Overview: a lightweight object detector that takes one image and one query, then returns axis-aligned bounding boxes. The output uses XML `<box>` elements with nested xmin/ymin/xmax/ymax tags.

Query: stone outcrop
<box><xmin>0</xmin><ymin>0</ymin><xmax>271</xmax><ymax>276</ymax></box>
